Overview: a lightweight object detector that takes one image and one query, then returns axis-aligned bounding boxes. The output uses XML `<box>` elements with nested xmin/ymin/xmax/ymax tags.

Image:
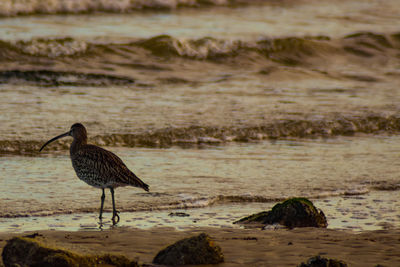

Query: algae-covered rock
<box><xmin>298</xmin><ymin>255</ymin><xmax>348</xmax><ymax>267</ymax></box>
<box><xmin>153</xmin><ymin>233</ymin><xmax>224</xmax><ymax>265</ymax></box>
<box><xmin>2</xmin><ymin>236</ymin><xmax>139</xmax><ymax>267</ymax></box>
<box><xmin>235</xmin><ymin>197</ymin><xmax>327</xmax><ymax>229</ymax></box>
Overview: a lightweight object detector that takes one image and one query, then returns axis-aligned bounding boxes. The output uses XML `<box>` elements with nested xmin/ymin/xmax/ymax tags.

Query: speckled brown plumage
<box><xmin>39</xmin><ymin>123</ymin><xmax>149</xmax><ymax>225</ymax></box>
<box><xmin>71</xmin><ymin>144</ymin><xmax>149</xmax><ymax>190</ymax></box>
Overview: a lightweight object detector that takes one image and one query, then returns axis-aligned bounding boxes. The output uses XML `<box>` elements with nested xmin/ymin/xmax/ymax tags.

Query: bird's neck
<box><xmin>70</xmin><ymin>137</ymin><xmax>87</xmax><ymax>155</ymax></box>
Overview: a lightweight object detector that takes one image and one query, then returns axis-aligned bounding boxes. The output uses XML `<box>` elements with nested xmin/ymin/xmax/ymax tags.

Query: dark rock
<box><xmin>234</xmin><ymin>197</ymin><xmax>327</xmax><ymax>228</ymax></box>
<box><xmin>168</xmin><ymin>212</ymin><xmax>190</xmax><ymax>217</ymax></box>
<box><xmin>153</xmin><ymin>233</ymin><xmax>224</xmax><ymax>265</ymax></box>
<box><xmin>298</xmin><ymin>255</ymin><xmax>348</xmax><ymax>267</ymax></box>
<box><xmin>2</xmin><ymin>236</ymin><xmax>139</xmax><ymax>267</ymax></box>
<box><xmin>0</xmin><ymin>70</ymin><xmax>135</xmax><ymax>87</ymax></box>
<box><xmin>23</xmin><ymin>232</ymin><xmax>42</xmax><ymax>238</ymax></box>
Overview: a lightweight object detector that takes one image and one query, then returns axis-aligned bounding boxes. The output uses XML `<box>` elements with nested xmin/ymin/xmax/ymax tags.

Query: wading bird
<box><xmin>39</xmin><ymin>123</ymin><xmax>149</xmax><ymax>225</ymax></box>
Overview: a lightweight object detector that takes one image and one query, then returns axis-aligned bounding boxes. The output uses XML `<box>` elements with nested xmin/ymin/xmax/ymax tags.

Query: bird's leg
<box><xmin>110</xmin><ymin>187</ymin><xmax>120</xmax><ymax>225</ymax></box>
<box><xmin>99</xmin><ymin>188</ymin><xmax>105</xmax><ymax>221</ymax></box>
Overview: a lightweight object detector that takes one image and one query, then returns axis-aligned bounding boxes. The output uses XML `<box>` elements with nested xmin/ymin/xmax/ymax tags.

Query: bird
<box><xmin>39</xmin><ymin>123</ymin><xmax>149</xmax><ymax>225</ymax></box>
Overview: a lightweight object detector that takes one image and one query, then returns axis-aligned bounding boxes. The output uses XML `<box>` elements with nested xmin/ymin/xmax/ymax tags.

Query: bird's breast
<box><xmin>71</xmin><ymin>157</ymin><xmax>113</xmax><ymax>188</ymax></box>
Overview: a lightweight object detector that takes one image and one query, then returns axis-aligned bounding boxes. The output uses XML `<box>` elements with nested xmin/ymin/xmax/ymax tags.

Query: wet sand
<box><xmin>0</xmin><ymin>227</ymin><xmax>399</xmax><ymax>266</ymax></box>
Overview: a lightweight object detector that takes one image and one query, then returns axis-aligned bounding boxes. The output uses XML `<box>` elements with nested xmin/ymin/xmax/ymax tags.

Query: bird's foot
<box><xmin>98</xmin><ymin>215</ymin><xmax>105</xmax><ymax>229</ymax></box>
<box><xmin>98</xmin><ymin>221</ymin><xmax>104</xmax><ymax>230</ymax></box>
<box><xmin>112</xmin><ymin>211</ymin><xmax>120</xmax><ymax>225</ymax></box>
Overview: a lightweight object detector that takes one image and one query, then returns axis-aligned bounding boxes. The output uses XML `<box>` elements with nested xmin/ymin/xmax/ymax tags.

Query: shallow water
<box><xmin>0</xmin><ymin>137</ymin><xmax>399</xmax><ymax>231</ymax></box>
<box><xmin>1</xmin><ymin>190</ymin><xmax>398</xmax><ymax>232</ymax></box>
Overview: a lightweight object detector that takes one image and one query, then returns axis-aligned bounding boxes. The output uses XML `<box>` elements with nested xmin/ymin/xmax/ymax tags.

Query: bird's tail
<box><xmin>135</xmin><ymin>177</ymin><xmax>149</xmax><ymax>192</ymax></box>
<box><xmin>129</xmin><ymin>172</ymin><xmax>149</xmax><ymax>192</ymax></box>
<box><xmin>142</xmin><ymin>182</ymin><xmax>150</xmax><ymax>192</ymax></box>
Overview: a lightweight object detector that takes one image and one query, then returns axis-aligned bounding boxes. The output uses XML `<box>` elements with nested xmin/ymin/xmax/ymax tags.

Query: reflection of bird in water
<box><xmin>40</xmin><ymin>123</ymin><xmax>149</xmax><ymax>225</ymax></box>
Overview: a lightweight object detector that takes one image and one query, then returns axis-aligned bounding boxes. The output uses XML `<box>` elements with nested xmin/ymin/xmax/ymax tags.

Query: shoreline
<box><xmin>0</xmin><ymin>191</ymin><xmax>398</xmax><ymax>266</ymax></box>
<box><xmin>0</xmin><ymin>190</ymin><xmax>398</xmax><ymax>233</ymax></box>
<box><xmin>0</xmin><ymin>226</ymin><xmax>399</xmax><ymax>266</ymax></box>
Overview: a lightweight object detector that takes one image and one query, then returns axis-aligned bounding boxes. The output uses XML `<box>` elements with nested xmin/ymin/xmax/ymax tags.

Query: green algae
<box><xmin>153</xmin><ymin>233</ymin><xmax>224</xmax><ymax>265</ymax></box>
<box><xmin>298</xmin><ymin>255</ymin><xmax>348</xmax><ymax>267</ymax></box>
<box><xmin>235</xmin><ymin>197</ymin><xmax>328</xmax><ymax>229</ymax></box>
<box><xmin>272</xmin><ymin>197</ymin><xmax>316</xmax><ymax>213</ymax></box>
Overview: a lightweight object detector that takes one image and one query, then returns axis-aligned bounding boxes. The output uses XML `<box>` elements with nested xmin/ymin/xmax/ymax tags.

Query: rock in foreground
<box><xmin>235</xmin><ymin>197</ymin><xmax>327</xmax><ymax>228</ymax></box>
<box><xmin>298</xmin><ymin>255</ymin><xmax>348</xmax><ymax>267</ymax></box>
<box><xmin>153</xmin><ymin>233</ymin><xmax>224</xmax><ymax>265</ymax></box>
<box><xmin>2</xmin><ymin>236</ymin><xmax>139</xmax><ymax>267</ymax></box>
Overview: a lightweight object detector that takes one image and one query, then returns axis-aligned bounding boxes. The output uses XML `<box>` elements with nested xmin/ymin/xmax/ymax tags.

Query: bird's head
<box><xmin>39</xmin><ymin>123</ymin><xmax>87</xmax><ymax>152</ymax></box>
<box><xmin>69</xmin><ymin>123</ymin><xmax>87</xmax><ymax>141</ymax></box>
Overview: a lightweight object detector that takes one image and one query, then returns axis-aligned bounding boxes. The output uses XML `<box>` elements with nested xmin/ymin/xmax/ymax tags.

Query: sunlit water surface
<box><xmin>0</xmin><ymin>1</ymin><xmax>400</xmax><ymax>41</ymax></box>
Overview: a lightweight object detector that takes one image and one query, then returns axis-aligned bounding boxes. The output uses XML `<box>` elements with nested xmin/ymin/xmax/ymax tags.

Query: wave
<box><xmin>0</xmin><ymin>37</ymin><xmax>90</xmax><ymax>59</ymax></box>
<box><xmin>2</xmin><ymin>113</ymin><xmax>400</xmax><ymax>155</ymax></box>
<box><xmin>2</xmin><ymin>35</ymin><xmax>329</xmax><ymax>61</ymax></box>
<box><xmin>113</xmin><ymin>32</ymin><xmax>400</xmax><ymax>63</ymax></box>
<box><xmin>5</xmin><ymin>32</ymin><xmax>399</xmax><ymax>61</ymax></box>
<box><xmin>0</xmin><ymin>32</ymin><xmax>399</xmax><ymax>86</ymax></box>
<box><xmin>0</xmin><ymin>34</ymin><xmax>361</xmax><ymax>60</ymax></box>
<box><xmin>0</xmin><ymin>0</ymin><xmax>270</xmax><ymax>17</ymax></box>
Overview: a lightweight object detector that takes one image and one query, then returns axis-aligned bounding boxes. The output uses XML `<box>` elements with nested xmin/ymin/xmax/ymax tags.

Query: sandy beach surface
<box><xmin>1</xmin><ymin>226</ymin><xmax>399</xmax><ymax>266</ymax></box>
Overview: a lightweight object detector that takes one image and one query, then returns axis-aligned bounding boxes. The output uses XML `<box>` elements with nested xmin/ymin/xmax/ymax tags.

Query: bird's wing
<box><xmin>75</xmin><ymin>145</ymin><xmax>149</xmax><ymax>191</ymax></box>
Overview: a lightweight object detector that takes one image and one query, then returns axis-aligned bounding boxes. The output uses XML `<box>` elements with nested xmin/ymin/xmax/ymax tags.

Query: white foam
<box><xmin>16</xmin><ymin>38</ymin><xmax>88</xmax><ymax>57</ymax></box>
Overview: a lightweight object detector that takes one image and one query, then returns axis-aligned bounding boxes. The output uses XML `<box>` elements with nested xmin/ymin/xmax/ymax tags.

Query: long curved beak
<box><xmin>39</xmin><ymin>131</ymin><xmax>71</xmax><ymax>152</ymax></box>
